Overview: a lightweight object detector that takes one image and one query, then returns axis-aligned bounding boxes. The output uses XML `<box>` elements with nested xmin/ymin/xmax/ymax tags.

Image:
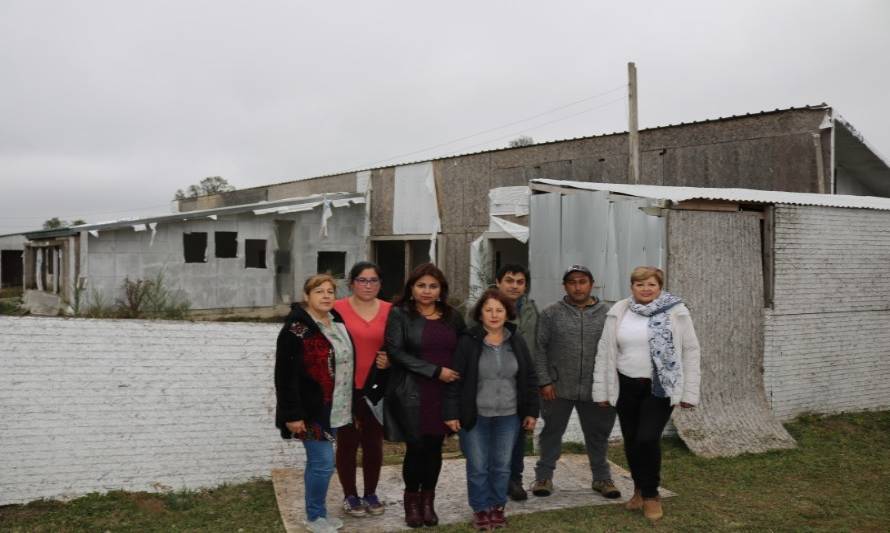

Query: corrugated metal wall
<box><xmin>529</xmin><ymin>190</ymin><xmax>664</xmax><ymax>307</ymax></box>
<box><xmin>667</xmin><ymin>210</ymin><xmax>795</xmax><ymax>457</ymax></box>
<box><xmin>764</xmin><ymin>205</ymin><xmax>890</xmax><ymax>419</ymax></box>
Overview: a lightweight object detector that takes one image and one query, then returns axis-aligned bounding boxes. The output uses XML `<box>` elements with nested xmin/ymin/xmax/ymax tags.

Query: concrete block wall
<box><xmin>0</xmin><ymin>316</ymin><xmax>303</xmax><ymax>505</ymax></box>
<box><xmin>764</xmin><ymin>205</ymin><xmax>890</xmax><ymax>420</ymax></box>
<box><xmin>290</xmin><ymin>204</ymin><xmax>367</xmax><ymax>300</ymax></box>
<box><xmin>82</xmin><ymin>203</ymin><xmax>366</xmax><ymax>310</ymax></box>
<box><xmin>85</xmin><ymin>215</ymin><xmax>276</xmax><ymax>309</ymax></box>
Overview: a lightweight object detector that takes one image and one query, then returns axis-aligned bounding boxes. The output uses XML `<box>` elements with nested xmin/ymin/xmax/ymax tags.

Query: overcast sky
<box><xmin>1</xmin><ymin>1</ymin><xmax>888</xmax><ymax>234</ymax></box>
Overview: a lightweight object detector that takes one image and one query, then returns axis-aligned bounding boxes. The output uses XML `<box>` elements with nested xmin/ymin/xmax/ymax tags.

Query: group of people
<box><xmin>274</xmin><ymin>259</ymin><xmax>701</xmax><ymax>532</ymax></box>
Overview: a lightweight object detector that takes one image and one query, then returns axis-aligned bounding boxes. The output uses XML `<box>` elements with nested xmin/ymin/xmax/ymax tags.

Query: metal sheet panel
<box><xmin>530</xmin><ymin>191</ymin><xmax>665</xmax><ymax>306</ymax></box>
<box><xmin>561</xmin><ymin>191</ymin><xmax>610</xmax><ymax>299</ymax></box>
<box><xmin>529</xmin><ymin>193</ymin><xmax>564</xmax><ymax>308</ymax></box>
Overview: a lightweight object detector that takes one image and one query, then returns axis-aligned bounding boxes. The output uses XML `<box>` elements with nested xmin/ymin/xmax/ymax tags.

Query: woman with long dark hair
<box><xmin>383</xmin><ymin>262</ymin><xmax>465</xmax><ymax>528</ymax></box>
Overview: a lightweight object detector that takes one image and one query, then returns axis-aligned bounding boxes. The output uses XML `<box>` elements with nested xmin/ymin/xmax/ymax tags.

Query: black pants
<box><xmin>402</xmin><ymin>434</ymin><xmax>445</xmax><ymax>492</ymax></box>
<box><xmin>616</xmin><ymin>373</ymin><xmax>674</xmax><ymax>498</ymax></box>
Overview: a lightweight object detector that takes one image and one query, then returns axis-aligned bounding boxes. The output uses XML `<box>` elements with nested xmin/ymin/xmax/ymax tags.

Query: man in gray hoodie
<box><xmin>530</xmin><ymin>265</ymin><xmax>620</xmax><ymax>499</ymax></box>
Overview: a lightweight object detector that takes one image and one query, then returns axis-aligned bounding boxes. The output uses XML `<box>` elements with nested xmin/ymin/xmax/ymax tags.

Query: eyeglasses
<box><xmin>354</xmin><ymin>277</ymin><xmax>381</xmax><ymax>286</ymax></box>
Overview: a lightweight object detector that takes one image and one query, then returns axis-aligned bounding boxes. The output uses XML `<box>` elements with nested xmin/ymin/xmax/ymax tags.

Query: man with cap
<box><xmin>530</xmin><ymin>265</ymin><xmax>620</xmax><ymax>499</ymax></box>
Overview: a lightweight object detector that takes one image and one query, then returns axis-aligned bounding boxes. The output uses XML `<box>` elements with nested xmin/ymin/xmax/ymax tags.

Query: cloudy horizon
<box><xmin>2</xmin><ymin>1</ymin><xmax>888</xmax><ymax>234</ymax></box>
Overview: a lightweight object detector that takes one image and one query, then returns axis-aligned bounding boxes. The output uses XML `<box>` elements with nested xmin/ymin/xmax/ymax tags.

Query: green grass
<box><xmin>2</xmin><ymin>411</ymin><xmax>889</xmax><ymax>532</ymax></box>
<box><xmin>0</xmin><ymin>297</ymin><xmax>25</xmax><ymax>315</ymax></box>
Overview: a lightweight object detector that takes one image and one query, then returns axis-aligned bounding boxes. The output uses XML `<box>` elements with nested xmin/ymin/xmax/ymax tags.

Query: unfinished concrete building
<box><xmin>174</xmin><ymin>105</ymin><xmax>890</xmax><ymax>303</ymax></box>
<box><xmin>21</xmin><ymin>193</ymin><xmax>367</xmax><ymax>314</ymax></box>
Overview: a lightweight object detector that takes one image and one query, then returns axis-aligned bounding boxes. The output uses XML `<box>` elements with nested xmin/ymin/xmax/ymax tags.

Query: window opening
<box><xmin>183</xmin><ymin>232</ymin><xmax>208</xmax><ymax>263</ymax></box>
<box><xmin>245</xmin><ymin>239</ymin><xmax>267</xmax><ymax>268</ymax></box>
<box><xmin>215</xmin><ymin>231</ymin><xmax>238</xmax><ymax>258</ymax></box>
<box><xmin>317</xmin><ymin>251</ymin><xmax>347</xmax><ymax>279</ymax></box>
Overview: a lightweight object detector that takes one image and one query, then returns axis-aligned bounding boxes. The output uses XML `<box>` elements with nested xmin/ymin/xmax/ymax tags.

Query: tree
<box><xmin>174</xmin><ymin>176</ymin><xmax>235</xmax><ymax>200</ymax></box>
<box><xmin>42</xmin><ymin>217</ymin><xmax>64</xmax><ymax>230</ymax></box>
<box><xmin>42</xmin><ymin>217</ymin><xmax>87</xmax><ymax>229</ymax></box>
<box><xmin>508</xmin><ymin>136</ymin><xmax>534</xmax><ymax>148</ymax></box>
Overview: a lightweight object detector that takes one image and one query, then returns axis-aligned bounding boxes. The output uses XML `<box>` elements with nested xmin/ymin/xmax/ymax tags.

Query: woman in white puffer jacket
<box><xmin>593</xmin><ymin>266</ymin><xmax>701</xmax><ymax>522</ymax></box>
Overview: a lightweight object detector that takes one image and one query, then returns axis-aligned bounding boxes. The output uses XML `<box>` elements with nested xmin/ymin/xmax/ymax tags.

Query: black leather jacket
<box><xmin>382</xmin><ymin>305</ymin><xmax>465</xmax><ymax>443</ymax></box>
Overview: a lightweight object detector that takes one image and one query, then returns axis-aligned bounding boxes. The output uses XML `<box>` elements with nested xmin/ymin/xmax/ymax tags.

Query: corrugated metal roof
<box><xmin>530</xmin><ymin>179</ymin><xmax>890</xmax><ymax>211</ymax></box>
<box><xmin>25</xmin><ymin>192</ymin><xmax>363</xmax><ymax>240</ymax></box>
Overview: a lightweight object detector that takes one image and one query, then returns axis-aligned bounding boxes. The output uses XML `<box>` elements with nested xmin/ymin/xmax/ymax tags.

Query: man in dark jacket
<box><xmin>493</xmin><ymin>264</ymin><xmax>540</xmax><ymax>501</ymax></box>
<box><xmin>530</xmin><ymin>265</ymin><xmax>620</xmax><ymax>499</ymax></box>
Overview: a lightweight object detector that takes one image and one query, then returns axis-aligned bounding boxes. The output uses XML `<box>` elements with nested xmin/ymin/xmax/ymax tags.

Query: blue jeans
<box><xmin>302</xmin><ymin>439</ymin><xmax>335</xmax><ymax>521</ymax></box>
<box><xmin>460</xmin><ymin>415</ymin><xmax>520</xmax><ymax>512</ymax></box>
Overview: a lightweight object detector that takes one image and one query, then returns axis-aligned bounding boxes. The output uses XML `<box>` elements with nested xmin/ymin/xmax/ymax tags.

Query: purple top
<box><xmin>418</xmin><ymin>319</ymin><xmax>458</xmax><ymax>436</ymax></box>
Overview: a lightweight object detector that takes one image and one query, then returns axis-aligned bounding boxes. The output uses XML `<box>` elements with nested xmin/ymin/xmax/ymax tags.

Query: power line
<box><xmin>350</xmin><ymin>84</ymin><xmax>627</xmax><ymax>170</ymax></box>
<box><xmin>436</xmin><ymin>95</ymin><xmax>627</xmax><ymax>157</ymax></box>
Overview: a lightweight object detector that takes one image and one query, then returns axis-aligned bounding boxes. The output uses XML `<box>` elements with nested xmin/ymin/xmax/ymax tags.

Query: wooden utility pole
<box><xmin>628</xmin><ymin>62</ymin><xmax>640</xmax><ymax>184</ymax></box>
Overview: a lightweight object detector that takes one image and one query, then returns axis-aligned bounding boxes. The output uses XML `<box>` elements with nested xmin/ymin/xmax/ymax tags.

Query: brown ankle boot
<box><xmin>626</xmin><ymin>488</ymin><xmax>643</xmax><ymax>511</ymax></box>
<box><xmin>643</xmin><ymin>496</ymin><xmax>663</xmax><ymax>521</ymax></box>
<box><xmin>403</xmin><ymin>490</ymin><xmax>423</xmax><ymax>528</ymax></box>
<box><xmin>420</xmin><ymin>489</ymin><xmax>438</xmax><ymax>526</ymax></box>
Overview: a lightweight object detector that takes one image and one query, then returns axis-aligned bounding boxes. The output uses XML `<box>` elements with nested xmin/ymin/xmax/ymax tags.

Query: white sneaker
<box><xmin>303</xmin><ymin>517</ymin><xmax>335</xmax><ymax>533</ymax></box>
<box><xmin>326</xmin><ymin>516</ymin><xmax>344</xmax><ymax>529</ymax></box>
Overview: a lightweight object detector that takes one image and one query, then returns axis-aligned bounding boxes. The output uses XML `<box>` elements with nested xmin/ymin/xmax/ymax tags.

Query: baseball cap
<box><xmin>562</xmin><ymin>264</ymin><xmax>593</xmax><ymax>283</ymax></box>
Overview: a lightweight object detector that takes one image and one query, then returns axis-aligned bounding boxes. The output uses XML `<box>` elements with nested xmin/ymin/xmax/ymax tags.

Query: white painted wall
<box><xmin>0</xmin><ymin>316</ymin><xmax>304</xmax><ymax>505</ymax></box>
<box><xmin>764</xmin><ymin>205</ymin><xmax>890</xmax><ymax>420</ymax></box>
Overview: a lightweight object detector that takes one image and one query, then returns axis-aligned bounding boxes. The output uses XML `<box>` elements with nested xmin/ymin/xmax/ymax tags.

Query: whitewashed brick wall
<box><xmin>764</xmin><ymin>205</ymin><xmax>890</xmax><ymax>420</ymax></box>
<box><xmin>0</xmin><ymin>316</ymin><xmax>305</xmax><ymax>505</ymax></box>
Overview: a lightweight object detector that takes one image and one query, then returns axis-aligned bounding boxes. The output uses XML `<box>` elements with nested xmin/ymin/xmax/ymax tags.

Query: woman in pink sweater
<box><xmin>333</xmin><ymin>261</ymin><xmax>392</xmax><ymax>518</ymax></box>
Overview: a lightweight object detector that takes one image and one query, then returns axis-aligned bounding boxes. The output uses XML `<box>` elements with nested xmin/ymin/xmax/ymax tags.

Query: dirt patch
<box><xmin>126</xmin><ymin>493</ymin><xmax>166</xmax><ymax>514</ymax></box>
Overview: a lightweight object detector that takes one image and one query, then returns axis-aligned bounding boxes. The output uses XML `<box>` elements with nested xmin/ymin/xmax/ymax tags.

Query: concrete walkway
<box><xmin>272</xmin><ymin>455</ymin><xmax>674</xmax><ymax>532</ymax></box>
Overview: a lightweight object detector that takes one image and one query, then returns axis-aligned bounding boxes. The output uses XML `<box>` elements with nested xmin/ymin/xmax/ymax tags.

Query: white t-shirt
<box><xmin>616</xmin><ymin>311</ymin><xmax>653</xmax><ymax>378</ymax></box>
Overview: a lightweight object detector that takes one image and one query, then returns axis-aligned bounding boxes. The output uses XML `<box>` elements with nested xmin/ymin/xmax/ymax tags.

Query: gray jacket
<box><xmin>535</xmin><ymin>297</ymin><xmax>610</xmax><ymax>402</ymax></box>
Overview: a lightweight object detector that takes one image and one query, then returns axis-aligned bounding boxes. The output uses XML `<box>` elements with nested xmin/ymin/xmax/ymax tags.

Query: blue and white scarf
<box><xmin>628</xmin><ymin>291</ymin><xmax>683</xmax><ymax>398</ymax></box>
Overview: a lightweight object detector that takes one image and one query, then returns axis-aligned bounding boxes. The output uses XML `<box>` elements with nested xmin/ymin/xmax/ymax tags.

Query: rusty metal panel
<box><xmin>667</xmin><ymin>210</ymin><xmax>795</xmax><ymax>457</ymax></box>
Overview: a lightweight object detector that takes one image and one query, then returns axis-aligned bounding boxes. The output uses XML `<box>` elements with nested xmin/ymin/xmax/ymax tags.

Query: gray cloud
<box><xmin>2</xmin><ymin>0</ymin><xmax>888</xmax><ymax>233</ymax></box>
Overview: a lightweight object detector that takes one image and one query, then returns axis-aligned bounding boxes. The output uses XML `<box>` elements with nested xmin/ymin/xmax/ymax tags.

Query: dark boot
<box><xmin>403</xmin><ymin>490</ymin><xmax>423</xmax><ymax>528</ymax></box>
<box><xmin>420</xmin><ymin>489</ymin><xmax>438</xmax><ymax>526</ymax></box>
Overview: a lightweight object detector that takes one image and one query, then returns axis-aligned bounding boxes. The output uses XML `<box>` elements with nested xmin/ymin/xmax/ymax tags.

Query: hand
<box><xmin>540</xmin><ymin>384</ymin><xmax>556</xmax><ymax>401</ymax></box>
<box><xmin>375</xmin><ymin>351</ymin><xmax>391</xmax><ymax>369</ymax></box>
<box><xmin>595</xmin><ymin>401</ymin><xmax>610</xmax><ymax>408</ymax></box>
<box><xmin>679</xmin><ymin>402</ymin><xmax>695</xmax><ymax>409</ymax></box>
<box><xmin>522</xmin><ymin>416</ymin><xmax>537</xmax><ymax>431</ymax></box>
<box><xmin>445</xmin><ymin>419</ymin><xmax>461</xmax><ymax>432</ymax></box>
<box><xmin>438</xmin><ymin>367</ymin><xmax>461</xmax><ymax>383</ymax></box>
<box><xmin>285</xmin><ymin>420</ymin><xmax>306</xmax><ymax>435</ymax></box>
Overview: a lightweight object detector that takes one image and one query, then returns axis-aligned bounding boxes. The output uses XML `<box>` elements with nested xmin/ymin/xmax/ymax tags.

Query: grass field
<box><xmin>2</xmin><ymin>411</ymin><xmax>888</xmax><ymax>532</ymax></box>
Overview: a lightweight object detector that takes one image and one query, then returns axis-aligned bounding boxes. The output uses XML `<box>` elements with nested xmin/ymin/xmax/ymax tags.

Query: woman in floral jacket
<box><xmin>275</xmin><ymin>274</ymin><xmax>355</xmax><ymax>533</ymax></box>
